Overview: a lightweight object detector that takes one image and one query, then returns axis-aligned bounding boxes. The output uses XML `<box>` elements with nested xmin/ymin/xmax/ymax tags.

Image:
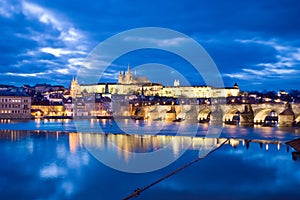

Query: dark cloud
<box><xmin>0</xmin><ymin>0</ymin><xmax>299</xmax><ymax>89</ymax></box>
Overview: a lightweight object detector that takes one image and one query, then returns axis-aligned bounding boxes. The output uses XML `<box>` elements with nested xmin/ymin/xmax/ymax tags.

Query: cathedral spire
<box><xmin>118</xmin><ymin>71</ymin><xmax>123</xmax><ymax>83</ymax></box>
<box><xmin>127</xmin><ymin>64</ymin><xmax>130</xmax><ymax>74</ymax></box>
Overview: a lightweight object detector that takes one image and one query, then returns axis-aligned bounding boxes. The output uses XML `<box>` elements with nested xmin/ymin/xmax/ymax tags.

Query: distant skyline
<box><xmin>0</xmin><ymin>0</ymin><xmax>300</xmax><ymax>91</ymax></box>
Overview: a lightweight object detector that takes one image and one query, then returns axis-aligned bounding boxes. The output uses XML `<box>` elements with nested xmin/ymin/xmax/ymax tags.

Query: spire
<box><xmin>127</xmin><ymin>64</ymin><xmax>130</xmax><ymax>74</ymax></box>
<box><xmin>118</xmin><ymin>71</ymin><xmax>123</xmax><ymax>83</ymax></box>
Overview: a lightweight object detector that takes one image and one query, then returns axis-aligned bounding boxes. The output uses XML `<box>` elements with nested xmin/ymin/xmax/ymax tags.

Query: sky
<box><xmin>0</xmin><ymin>0</ymin><xmax>300</xmax><ymax>91</ymax></box>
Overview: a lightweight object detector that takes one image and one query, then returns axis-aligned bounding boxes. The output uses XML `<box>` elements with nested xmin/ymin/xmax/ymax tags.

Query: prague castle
<box><xmin>118</xmin><ymin>65</ymin><xmax>150</xmax><ymax>84</ymax></box>
<box><xmin>71</xmin><ymin>65</ymin><xmax>240</xmax><ymax>98</ymax></box>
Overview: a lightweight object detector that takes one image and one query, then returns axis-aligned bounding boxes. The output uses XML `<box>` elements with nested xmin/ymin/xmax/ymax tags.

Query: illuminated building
<box><xmin>70</xmin><ymin>76</ymin><xmax>82</xmax><ymax>98</ymax></box>
<box><xmin>71</xmin><ymin>66</ymin><xmax>240</xmax><ymax>98</ymax></box>
<box><xmin>31</xmin><ymin>105</ymin><xmax>66</xmax><ymax>117</ymax></box>
<box><xmin>118</xmin><ymin>65</ymin><xmax>150</xmax><ymax>84</ymax></box>
<box><xmin>0</xmin><ymin>91</ymin><xmax>31</xmax><ymax>119</ymax></box>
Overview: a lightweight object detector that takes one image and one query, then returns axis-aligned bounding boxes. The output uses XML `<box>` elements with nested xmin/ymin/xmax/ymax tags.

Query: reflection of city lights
<box><xmin>230</xmin><ymin>139</ymin><xmax>239</xmax><ymax>148</ymax></box>
<box><xmin>265</xmin><ymin>143</ymin><xmax>269</xmax><ymax>151</ymax></box>
<box><xmin>69</xmin><ymin>133</ymin><xmax>80</xmax><ymax>153</ymax></box>
<box><xmin>277</xmin><ymin>143</ymin><xmax>280</xmax><ymax>151</ymax></box>
<box><xmin>35</xmin><ymin>118</ymin><xmax>41</xmax><ymax>123</ymax></box>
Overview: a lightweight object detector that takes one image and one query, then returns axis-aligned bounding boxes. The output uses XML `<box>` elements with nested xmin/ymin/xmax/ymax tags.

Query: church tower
<box><xmin>118</xmin><ymin>71</ymin><xmax>123</xmax><ymax>83</ymax></box>
<box><xmin>124</xmin><ymin>65</ymin><xmax>132</xmax><ymax>84</ymax></box>
<box><xmin>70</xmin><ymin>77</ymin><xmax>81</xmax><ymax>98</ymax></box>
<box><xmin>234</xmin><ymin>83</ymin><xmax>239</xmax><ymax>89</ymax></box>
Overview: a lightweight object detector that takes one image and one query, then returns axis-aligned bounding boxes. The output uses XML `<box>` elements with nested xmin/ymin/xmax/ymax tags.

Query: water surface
<box><xmin>0</xmin><ymin>120</ymin><xmax>300</xmax><ymax>199</ymax></box>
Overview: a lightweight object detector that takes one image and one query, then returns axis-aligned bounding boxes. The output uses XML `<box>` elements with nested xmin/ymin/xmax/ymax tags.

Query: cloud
<box><xmin>236</xmin><ymin>39</ymin><xmax>289</xmax><ymax>51</ymax></box>
<box><xmin>0</xmin><ymin>0</ymin><xmax>93</xmax><ymax>86</ymax></box>
<box><xmin>224</xmin><ymin>38</ymin><xmax>300</xmax><ymax>89</ymax></box>
<box><xmin>40</xmin><ymin>47</ymin><xmax>86</xmax><ymax>57</ymax></box>
<box><xmin>0</xmin><ymin>0</ymin><xmax>20</xmax><ymax>18</ymax></box>
<box><xmin>0</xmin><ymin>0</ymin><xmax>300</xmax><ymax>89</ymax></box>
<box><xmin>5</xmin><ymin>72</ymin><xmax>47</xmax><ymax>77</ymax></box>
<box><xmin>124</xmin><ymin>36</ymin><xmax>189</xmax><ymax>47</ymax></box>
<box><xmin>22</xmin><ymin>1</ymin><xmax>62</xmax><ymax>30</ymax></box>
<box><xmin>20</xmin><ymin>1</ymin><xmax>87</xmax><ymax>47</ymax></box>
<box><xmin>56</xmin><ymin>68</ymin><xmax>69</xmax><ymax>74</ymax></box>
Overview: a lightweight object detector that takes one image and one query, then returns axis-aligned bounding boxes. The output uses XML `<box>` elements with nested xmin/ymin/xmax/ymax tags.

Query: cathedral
<box><xmin>70</xmin><ymin>77</ymin><xmax>81</xmax><ymax>98</ymax></box>
<box><xmin>118</xmin><ymin>65</ymin><xmax>150</xmax><ymax>84</ymax></box>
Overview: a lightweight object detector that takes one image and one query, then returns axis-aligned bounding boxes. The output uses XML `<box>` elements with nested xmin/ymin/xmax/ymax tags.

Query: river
<box><xmin>0</xmin><ymin>119</ymin><xmax>299</xmax><ymax>199</ymax></box>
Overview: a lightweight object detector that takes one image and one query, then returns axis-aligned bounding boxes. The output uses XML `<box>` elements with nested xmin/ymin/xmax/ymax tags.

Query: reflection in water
<box><xmin>74</xmin><ymin>132</ymin><xmax>293</xmax><ymax>163</ymax></box>
<box><xmin>78</xmin><ymin>133</ymin><xmax>229</xmax><ymax>163</ymax></box>
<box><xmin>0</xmin><ymin>130</ymin><xmax>295</xmax><ymax>162</ymax></box>
<box><xmin>0</xmin><ymin>130</ymin><xmax>299</xmax><ymax>199</ymax></box>
<box><xmin>0</xmin><ymin>129</ymin><xmax>31</xmax><ymax>141</ymax></box>
<box><xmin>69</xmin><ymin>133</ymin><xmax>80</xmax><ymax>154</ymax></box>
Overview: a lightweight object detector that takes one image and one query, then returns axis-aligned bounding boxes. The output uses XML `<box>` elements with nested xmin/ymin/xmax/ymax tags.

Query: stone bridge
<box><xmin>132</xmin><ymin>103</ymin><xmax>300</xmax><ymax>127</ymax></box>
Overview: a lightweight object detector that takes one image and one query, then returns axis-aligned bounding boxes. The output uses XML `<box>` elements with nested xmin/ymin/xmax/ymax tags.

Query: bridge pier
<box><xmin>278</xmin><ymin>103</ymin><xmax>295</xmax><ymax>127</ymax></box>
<box><xmin>239</xmin><ymin>104</ymin><xmax>254</xmax><ymax>125</ymax></box>
<box><xmin>240</xmin><ymin>113</ymin><xmax>254</xmax><ymax>125</ymax></box>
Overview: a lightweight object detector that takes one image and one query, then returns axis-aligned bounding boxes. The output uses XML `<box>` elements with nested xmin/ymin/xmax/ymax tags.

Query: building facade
<box><xmin>0</xmin><ymin>91</ymin><xmax>31</xmax><ymax>119</ymax></box>
<box><xmin>71</xmin><ymin>66</ymin><xmax>240</xmax><ymax>99</ymax></box>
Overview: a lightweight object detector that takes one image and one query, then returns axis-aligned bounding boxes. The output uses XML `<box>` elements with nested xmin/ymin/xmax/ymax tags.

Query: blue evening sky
<box><xmin>0</xmin><ymin>0</ymin><xmax>300</xmax><ymax>91</ymax></box>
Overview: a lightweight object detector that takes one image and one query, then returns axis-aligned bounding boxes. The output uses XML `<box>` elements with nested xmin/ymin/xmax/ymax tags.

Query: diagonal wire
<box><xmin>123</xmin><ymin>138</ymin><xmax>229</xmax><ymax>200</ymax></box>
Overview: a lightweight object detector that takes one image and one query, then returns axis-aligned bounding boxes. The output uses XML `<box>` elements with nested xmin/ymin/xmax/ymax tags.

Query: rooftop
<box><xmin>0</xmin><ymin>90</ymin><xmax>29</xmax><ymax>97</ymax></box>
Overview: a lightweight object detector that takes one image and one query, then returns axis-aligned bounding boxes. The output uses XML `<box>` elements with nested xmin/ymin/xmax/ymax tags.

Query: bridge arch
<box><xmin>254</xmin><ymin>109</ymin><xmax>278</xmax><ymax>125</ymax></box>
<box><xmin>223</xmin><ymin>108</ymin><xmax>240</xmax><ymax>124</ymax></box>
<box><xmin>294</xmin><ymin>115</ymin><xmax>300</xmax><ymax>125</ymax></box>
<box><xmin>198</xmin><ymin>108</ymin><xmax>211</xmax><ymax>123</ymax></box>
